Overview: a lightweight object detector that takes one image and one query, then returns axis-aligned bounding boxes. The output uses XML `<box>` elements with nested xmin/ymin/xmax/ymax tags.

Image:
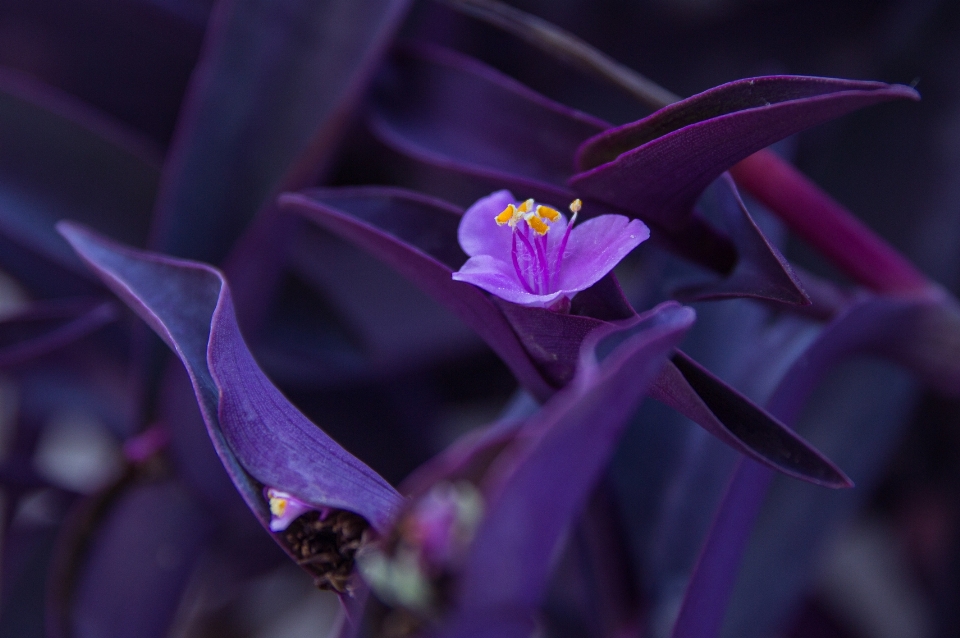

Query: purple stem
<box><xmin>730</xmin><ymin>150</ymin><xmax>931</xmax><ymax>296</ymax></box>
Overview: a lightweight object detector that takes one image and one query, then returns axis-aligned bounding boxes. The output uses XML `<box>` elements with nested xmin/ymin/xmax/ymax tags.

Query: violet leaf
<box><xmin>571</xmin><ymin>76</ymin><xmax>919</xmax><ymax>232</ymax></box>
<box><xmin>0</xmin><ymin>298</ymin><xmax>117</xmax><ymax>369</ymax></box>
<box><xmin>57</xmin><ymin>222</ymin><xmax>403</xmax><ymax>535</ymax></box>
<box><xmin>653</xmin><ymin>351</ymin><xmax>851</xmax><ymax>489</ymax></box>
<box><xmin>149</xmin><ymin>0</ymin><xmax>412</xmax><ymax>263</ymax></box>
<box><xmin>0</xmin><ymin>0</ymin><xmax>207</xmax><ymax>145</ymax></box>
<box><xmin>0</xmin><ymin>72</ymin><xmax>160</xmax><ymax>296</ymax></box>
<box><xmin>286</xmin><ymin>216</ymin><xmax>480</xmax><ymax>374</ymax></box>
<box><xmin>445</xmin><ymin>303</ymin><xmax>694</xmax><ymax>637</ymax></box>
<box><xmin>373</xmin><ymin>41</ymin><xmax>607</xmax><ymax>190</ymax></box>
<box><xmin>54</xmin><ymin>482</ymin><xmax>211</xmax><ymax>638</ymax></box>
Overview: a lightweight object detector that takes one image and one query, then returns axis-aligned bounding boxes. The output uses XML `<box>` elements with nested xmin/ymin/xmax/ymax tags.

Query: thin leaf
<box><xmin>444</xmin><ymin>303</ymin><xmax>694</xmax><ymax>637</ymax></box>
<box><xmin>0</xmin><ymin>299</ymin><xmax>117</xmax><ymax>369</ymax></box>
<box><xmin>571</xmin><ymin>76</ymin><xmax>919</xmax><ymax>232</ymax></box>
<box><xmin>58</xmin><ymin>222</ymin><xmax>403</xmax><ymax>534</ymax></box>
<box><xmin>150</xmin><ymin>0</ymin><xmax>413</xmax><ymax>263</ymax></box>
<box><xmin>673</xmin><ymin>175</ymin><xmax>809</xmax><ymax>306</ymax></box>
<box><xmin>0</xmin><ymin>71</ymin><xmax>160</xmax><ymax>296</ymax></box>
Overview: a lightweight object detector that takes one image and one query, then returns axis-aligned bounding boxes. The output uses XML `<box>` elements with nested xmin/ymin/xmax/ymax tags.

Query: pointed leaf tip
<box><xmin>57</xmin><ymin>222</ymin><xmax>403</xmax><ymax>536</ymax></box>
<box><xmin>571</xmin><ymin>76</ymin><xmax>920</xmax><ymax>233</ymax></box>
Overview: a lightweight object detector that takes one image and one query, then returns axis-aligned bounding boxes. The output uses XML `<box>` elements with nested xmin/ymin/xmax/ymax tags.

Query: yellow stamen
<box><xmin>517</xmin><ymin>198</ymin><xmax>535</xmax><ymax>213</ymax></box>
<box><xmin>495</xmin><ymin>204</ymin><xmax>517</xmax><ymax>226</ymax></box>
<box><xmin>269</xmin><ymin>495</ymin><xmax>288</xmax><ymax>517</ymax></box>
<box><xmin>569</xmin><ymin>199</ymin><xmax>582</xmax><ymax>214</ymax></box>
<box><xmin>536</xmin><ymin>205</ymin><xmax>561</xmax><ymax>221</ymax></box>
<box><xmin>527</xmin><ymin>215</ymin><xmax>549</xmax><ymax>235</ymax></box>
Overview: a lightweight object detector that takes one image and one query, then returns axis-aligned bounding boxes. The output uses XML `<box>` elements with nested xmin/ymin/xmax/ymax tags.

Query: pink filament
<box><xmin>509</xmin><ymin>213</ymin><xmax>576</xmax><ymax>296</ymax></box>
<box><xmin>512</xmin><ymin>232</ymin><xmax>535</xmax><ymax>294</ymax></box>
<box><xmin>553</xmin><ymin>212</ymin><xmax>577</xmax><ymax>276</ymax></box>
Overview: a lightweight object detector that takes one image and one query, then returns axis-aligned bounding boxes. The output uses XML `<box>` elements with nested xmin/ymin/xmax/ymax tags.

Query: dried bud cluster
<box><xmin>282</xmin><ymin>509</ymin><xmax>370</xmax><ymax>593</ymax></box>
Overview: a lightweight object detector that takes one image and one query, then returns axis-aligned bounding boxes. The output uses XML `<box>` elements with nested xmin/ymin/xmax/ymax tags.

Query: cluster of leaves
<box><xmin>2</xmin><ymin>1</ymin><xmax>959</xmax><ymax>637</ymax></box>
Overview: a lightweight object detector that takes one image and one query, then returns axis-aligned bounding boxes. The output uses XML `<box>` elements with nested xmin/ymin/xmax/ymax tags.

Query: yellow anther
<box><xmin>517</xmin><ymin>198</ymin><xmax>535</xmax><ymax>213</ymax></box>
<box><xmin>536</xmin><ymin>205</ymin><xmax>561</xmax><ymax>221</ymax></box>
<box><xmin>269</xmin><ymin>495</ymin><xmax>288</xmax><ymax>517</ymax></box>
<box><xmin>495</xmin><ymin>204</ymin><xmax>517</xmax><ymax>226</ymax></box>
<box><xmin>569</xmin><ymin>199</ymin><xmax>582</xmax><ymax>214</ymax></box>
<box><xmin>527</xmin><ymin>215</ymin><xmax>549</xmax><ymax>235</ymax></box>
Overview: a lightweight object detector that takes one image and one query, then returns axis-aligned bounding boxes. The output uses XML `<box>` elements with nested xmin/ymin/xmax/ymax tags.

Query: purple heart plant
<box><xmin>2</xmin><ymin>1</ymin><xmax>960</xmax><ymax>637</ymax></box>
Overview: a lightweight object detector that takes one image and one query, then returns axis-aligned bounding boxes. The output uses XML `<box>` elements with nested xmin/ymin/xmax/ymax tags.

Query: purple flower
<box><xmin>265</xmin><ymin>487</ymin><xmax>322</xmax><ymax>532</ymax></box>
<box><xmin>452</xmin><ymin>190</ymin><xmax>649</xmax><ymax>309</ymax></box>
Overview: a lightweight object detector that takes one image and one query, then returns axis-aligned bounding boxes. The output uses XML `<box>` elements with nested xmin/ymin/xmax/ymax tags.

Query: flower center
<box><xmin>495</xmin><ymin>198</ymin><xmax>581</xmax><ymax>295</ymax></box>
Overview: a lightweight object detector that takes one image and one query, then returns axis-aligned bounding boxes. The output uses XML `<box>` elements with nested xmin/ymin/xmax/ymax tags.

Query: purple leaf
<box><xmin>0</xmin><ymin>1</ymin><xmax>206</xmax><ymax>145</ymax></box>
<box><xmin>55</xmin><ymin>482</ymin><xmax>211</xmax><ymax>638</ymax></box>
<box><xmin>653</xmin><ymin>351</ymin><xmax>851</xmax><ymax>489</ymax></box>
<box><xmin>672</xmin><ymin>175</ymin><xmax>809</xmax><ymax>306</ymax></box>
<box><xmin>286</xmin><ymin>216</ymin><xmax>481</xmax><ymax>374</ymax></box>
<box><xmin>0</xmin><ymin>71</ymin><xmax>160</xmax><ymax>296</ymax></box>
<box><xmin>444</xmin><ymin>303</ymin><xmax>694</xmax><ymax>636</ymax></box>
<box><xmin>374</xmin><ymin>42</ymin><xmax>607</xmax><ymax>189</ymax></box>
<box><xmin>571</xmin><ymin>76</ymin><xmax>919</xmax><ymax>232</ymax></box>
<box><xmin>150</xmin><ymin>0</ymin><xmax>412</xmax><ymax>263</ymax></box>
<box><xmin>0</xmin><ymin>298</ymin><xmax>117</xmax><ymax>369</ymax></box>
<box><xmin>57</xmin><ymin>223</ymin><xmax>403</xmax><ymax>536</ymax></box>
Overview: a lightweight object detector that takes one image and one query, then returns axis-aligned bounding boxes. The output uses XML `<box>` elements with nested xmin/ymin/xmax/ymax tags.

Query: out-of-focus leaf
<box><xmin>721</xmin><ymin>361</ymin><xmax>913</xmax><ymax>638</ymax></box>
<box><xmin>571</xmin><ymin>76</ymin><xmax>919</xmax><ymax>232</ymax></box>
<box><xmin>150</xmin><ymin>0</ymin><xmax>413</xmax><ymax>264</ymax></box>
<box><xmin>0</xmin><ymin>299</ymin><xmax>117</xmax><ymax>369</ymax></box>
<box><xmin>286</xmin><ymin>218</ymin><xmax>481</xmax><ymax>375</ymax></box>
<box><xmin>0</xmin><ymin>71</ymin><xmax>160</xmax><ymax>297</ymax></box>
<box><xmin>373</xmin><ymin>41</ymin><xmax>606</xmax><ymax>190</ymax></box>
<box><xmin>58</xmin><ymin>482</ymin><xmax>211</xmax><ymax>638</ymax></box>
<box><xmin>58</xmin><ymin>223</ymin><xmax>403</xmax><ymax>535</ymax></box>
<box><xmin>671</xmin><ymin>292</ymin><xmax>959</xmax><ymax>638</ymax></box>
<box><xmin>0</xmin><ymin>0</ymin><xmax>207</xmax><ymax>145</ymax></box>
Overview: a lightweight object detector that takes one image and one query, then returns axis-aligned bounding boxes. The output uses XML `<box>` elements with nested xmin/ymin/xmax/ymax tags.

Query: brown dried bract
<box><xmin>281</xmin><ymin>509</ymin><xmax>369</xmax><ymax>593</ymax></box>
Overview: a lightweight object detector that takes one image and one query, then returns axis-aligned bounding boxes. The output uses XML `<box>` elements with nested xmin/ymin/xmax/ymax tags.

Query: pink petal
<box><xmin>457</xmin><ymin>190</ymin><xmax>517</xmax><ymax>260</ymax></box>
<box><xmin>453</xmin><ymin>255</ymin><xmax>566</xmax><ymax>308</ymax></box>
<box><xmin>556</xmin><ymin>216</ymin><xmax>650</xmax><ymax>293</ymax></box>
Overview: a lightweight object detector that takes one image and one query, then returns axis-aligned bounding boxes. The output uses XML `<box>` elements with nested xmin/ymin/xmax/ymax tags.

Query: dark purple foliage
<box><xmin>1</xmin><ymin>1</ymin><xmax>959</xmax><ymax>638</ymax></box>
